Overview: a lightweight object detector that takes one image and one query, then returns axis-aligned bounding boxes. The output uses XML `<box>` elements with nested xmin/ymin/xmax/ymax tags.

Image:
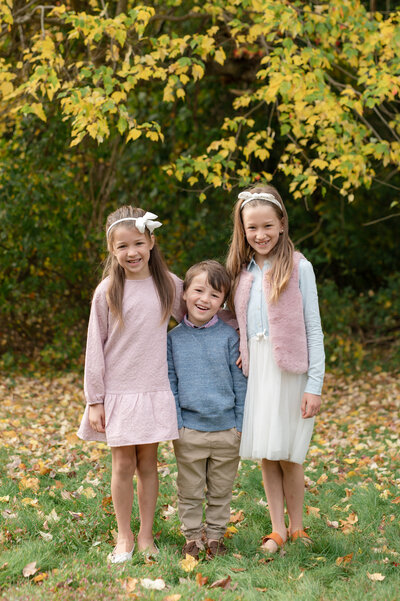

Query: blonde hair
<box><xmin>102</xmin><ymin>206</ymin><xmax>175</xmax><ymax>325</ymax></box>
<box><xmin>226</xmin><ymin>184</ymin><xmax>294</xmax><ymax>309</ymax></box>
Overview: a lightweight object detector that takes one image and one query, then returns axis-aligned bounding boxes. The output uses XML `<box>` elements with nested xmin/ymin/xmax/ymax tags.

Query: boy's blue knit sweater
<box><xmin>167</xmin><ymin>318</ymin><xmax>247</xmax><ymax>432</ymax></box>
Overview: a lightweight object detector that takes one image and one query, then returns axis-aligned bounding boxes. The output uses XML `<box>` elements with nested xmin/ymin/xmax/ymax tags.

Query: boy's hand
<box><xmin>89</xmin><ymin>403</ymin><xmax>106</xmax><ymax>432</ymax></box>
<box><xmin>301</xmin><ymin>393</ymin><xmax>321</xmax><ymax>419</ymax></box>
<box><xmin>236</xmin><ymin>354</ymin><xmax>243</xmax><ymax>369</ymax></box>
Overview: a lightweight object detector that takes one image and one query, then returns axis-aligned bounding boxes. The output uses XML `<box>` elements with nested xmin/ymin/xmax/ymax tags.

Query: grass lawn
<box><xmin>0</xmin><ymin>370</ymin><xmax>399</xmax><ymax>601</ymax></box>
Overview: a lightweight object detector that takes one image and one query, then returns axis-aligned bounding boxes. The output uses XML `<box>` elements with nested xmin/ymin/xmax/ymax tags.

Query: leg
<box><xmin>261</xmin><ymin>458</ymin><xmax>287</xmax><ymax>552</ymax></box>
<box><xmin>205</xmin><ymin>429</ymin><xmax>240</xmax><ymax>544</ymax></box>
<box><xmin>135</xmin><ymin>443</ymin><xmax>159</xmax><ymax>552</ymax></box>
<box><xmin>173</xmin><ymin>429</ymin><xmax>209</xmax><ymax>544</ymax></box>
<box><xmin>111</xmin><ymin>445</ymin><xmax>137</xmax><ymax>554</ymax></box>
<box><xmin>280</xmin><ymin>460</ymin><xmax>305</xmax><ymax>536</ymax></box>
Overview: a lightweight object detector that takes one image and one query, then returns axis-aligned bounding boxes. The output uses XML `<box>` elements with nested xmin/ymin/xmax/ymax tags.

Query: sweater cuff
<box><xmin>87</xmin><ymin>394</ymin><xmax>104</xmax><ymax>406</ymax></box>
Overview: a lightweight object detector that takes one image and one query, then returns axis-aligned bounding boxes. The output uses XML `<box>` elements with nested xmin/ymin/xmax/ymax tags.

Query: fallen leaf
<box><xmin>39</xmin><ymin>531</ymin><xmax>53</xmax><ymax>542</ymax></box>
<box><xmin>335</xmin><ymin>553</ymin><xmax>353</xmax><ymax>566</ymax></box>
<box><xmin>46</xmin><ymin>508</ymin><xmax>60</xmax><ymax>522</ymax></box>
<box><xmin>179</xmin><ymin>554</ymin><xmax>198</xmax><ymax>572</ymax></box>
<box><xmin>33</xmin><ymin>572</ymin><xmax>48</xmax><ymax>583</ymax></box>
<box><xmin>23</xmin><ymin>562</ymin><xmax>38</xmax><ymax>578</ymax></box>
<box><xmin>161</xmin><ymin>504</ymin><xmax>177</xmax><ymax>518</ymax></box>
<box><xmin>19</xmin><ymin>477</ymin><xmax>40</xmax><ymax>492</ymax></box>
<box><xmin>81</xmin><ymin>487</ymin><xmax>96</xmax><ymax>499</ymax></box>
<box><xmin>327</xmin><ymin>519</ymin><xmax>339</xmax><ymax>528</ymax></box>
<box><xmin>229</xmin><ymin>509</ymin><xmax>245</xmax><ymax>523</ymax></box>
<box><xmin>196</xmin><ymin>572</ymin><xmax>208</xmax><ymax>586</ymax></box>
<box><xmin>224</xmin><ymin>525</ymin><xmax>238</xmax><ymax>538</ymax></box>
<box><xmin>316</xmin><ymin>473</ymin><xmax>328</xmax><ymax>485</ymax></box>
<box><xmin>140</xmin><ymin>578</ymin><xmax>166</xmax><ymax>590</ymax></box>
<box><xmin>210</xmin><ymin>575</ymin><xmax>232</xmax><ymax>589</ymax></box>
<box><xmin>121</xmin><ymin>577</ymin><xmax>138</xmax><ymax>592</ymax></box>
<box><xmin>0</xmin><ymin>496</ymin><xmax>10</xmax><ymax>503</ymax></box>
<box><xmin>289</xmin><ymin>570</ymin><xmax>304</xmax><ymax>580</ymax></box>
<box><xmin>164</xmin><ymin>595</ymin><xmax>182</xmax><ymax>601</ymax></box>
<box><xmin>306</xmin><ymin>505</ymin><xmax>321</xmax><ymax>517</ymax></box>
<box><xmin>367</xmin><ymin>572</ymin><xmax>385</xmax><ymax>581</ymax></box>
<box><xmin>21</xmin><ymin>497</ymin><xmax>39</xmax><ymax>507</ymax></box>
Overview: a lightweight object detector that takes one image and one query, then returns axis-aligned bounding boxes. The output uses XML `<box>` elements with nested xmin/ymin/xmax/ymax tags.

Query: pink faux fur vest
<box><xmin>234</xmin><ymin>251</ymin><xmax>308</xmax><ymax>376</ymax></box>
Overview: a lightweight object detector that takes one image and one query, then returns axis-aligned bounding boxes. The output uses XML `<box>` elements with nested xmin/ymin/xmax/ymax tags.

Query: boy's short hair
<box><xmin>183</xmin><ymin>260</ymin><xmax>231</xmax><ymax>303</ymax></box>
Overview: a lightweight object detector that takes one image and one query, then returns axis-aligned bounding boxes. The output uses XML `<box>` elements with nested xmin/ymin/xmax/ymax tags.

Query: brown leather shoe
<box><xmin>182</xmin><ymin>539</ymin><xmax>202</xmax><ymax>559</ymax></box>
<box><xmin>207</xmin><ymin>538</ymin><xmax>227</xmax><ymax>558</ymax></box>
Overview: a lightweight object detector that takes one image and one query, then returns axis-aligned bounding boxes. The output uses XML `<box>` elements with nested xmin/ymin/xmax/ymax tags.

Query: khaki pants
<box><xmin>173</xmin><ymin>427</ymin><xmax>240</xmax><ymax>541</ymax></box>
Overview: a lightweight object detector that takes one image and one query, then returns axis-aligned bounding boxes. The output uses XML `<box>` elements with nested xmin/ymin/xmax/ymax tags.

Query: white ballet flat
<box><xmin>107</xmin><ymin>543</ymin><xmax>135</xmax><ymax>564</ymax></box>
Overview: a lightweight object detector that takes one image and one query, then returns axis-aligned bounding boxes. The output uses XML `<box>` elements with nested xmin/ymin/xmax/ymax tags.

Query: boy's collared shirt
<box><xmin>183</xmin><ymin>314</ymin><xmax>218</xmax><ymax>329</ymax></box>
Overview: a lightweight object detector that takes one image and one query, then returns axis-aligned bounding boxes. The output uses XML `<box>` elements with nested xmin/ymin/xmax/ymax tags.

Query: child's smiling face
<box><xmin>242</xmin><ymin>203</ymin><xmax>284</xmax><ymax>267</ymax></box>
<box><xmin>112</xmin><ymin>225</ymin><xmax>154</xmax><ymax>279</ymax></box>
<box><xmin>183</xmin><ymin>271</ymin><xmax>225</xmax><ymax>327</ymax></box>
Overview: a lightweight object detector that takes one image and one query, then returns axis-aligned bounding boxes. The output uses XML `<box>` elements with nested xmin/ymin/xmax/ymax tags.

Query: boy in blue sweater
<box><xmin>167</xmin><ymin>260</ymin><xmax>247</xmax><ymax>559</ymax></box>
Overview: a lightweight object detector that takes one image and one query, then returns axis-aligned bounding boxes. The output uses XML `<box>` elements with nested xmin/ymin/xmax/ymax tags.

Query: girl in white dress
<box><xmin>226</xmin><ymin>184</ymin><xmax>325</xmax><ymax>553</ymax></box>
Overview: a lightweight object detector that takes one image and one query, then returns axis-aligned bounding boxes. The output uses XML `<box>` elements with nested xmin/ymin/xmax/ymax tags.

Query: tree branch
<box><xmin>363</xmin><ymin>212</ymin><xmax>400</xmax><ymax>226</ymax></box>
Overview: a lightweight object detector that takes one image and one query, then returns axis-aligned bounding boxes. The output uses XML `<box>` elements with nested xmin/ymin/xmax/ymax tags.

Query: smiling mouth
<box><xmin>195</xmin><ymin>304</ymin><xmax>209</xmax><ymax>312</ymax></box>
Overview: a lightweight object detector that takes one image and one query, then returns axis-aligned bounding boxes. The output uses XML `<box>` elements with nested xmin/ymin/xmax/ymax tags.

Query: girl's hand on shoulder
<box><xmin>89</xmin><ymin>403</ymin><xmax>106</xmax><ymax>432</ymax></box>
<box><xmin>301</xmin><ymin>393</ymin><xmax>321</xmax><ymax>419</ymax></box>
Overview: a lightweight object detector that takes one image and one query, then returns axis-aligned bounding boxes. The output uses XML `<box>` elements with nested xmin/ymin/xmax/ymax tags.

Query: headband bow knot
<box><xmin>134</xmin><ymin>212</ymin><xmax>162</xmax><ymax>234</ymax></box>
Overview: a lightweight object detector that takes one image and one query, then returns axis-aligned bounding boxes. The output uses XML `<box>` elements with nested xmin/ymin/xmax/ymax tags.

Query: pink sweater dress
<box><xmin>77</xmin><ymin>273</ymin><xmax>184</xmax><ymax>447</ymax></box>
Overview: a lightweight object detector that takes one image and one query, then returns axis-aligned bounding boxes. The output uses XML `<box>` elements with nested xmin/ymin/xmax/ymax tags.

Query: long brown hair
<box><xmin>226</xmin><ymin>184</ymin><xmax>294</xmax><ymax>309</ymax></box>
<box><xmin>102</xmin><ymin>206</ymin><xmax>175</xmax><ymax>325</ymax></box>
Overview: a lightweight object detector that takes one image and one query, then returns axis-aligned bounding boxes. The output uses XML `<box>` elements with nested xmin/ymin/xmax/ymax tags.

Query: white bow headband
<box><xmin>239</xmin><ymin>191</ymin><xmax>283</xmax><ymax>212</ymax></box>
<box><xmin>106</xmin><ymin>212</ymin><xmax>162</xmax><ymax>237</ymax></box>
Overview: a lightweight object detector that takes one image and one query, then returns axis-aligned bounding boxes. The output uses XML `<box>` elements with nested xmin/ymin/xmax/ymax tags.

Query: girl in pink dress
<box><xmin>77</xmin><ymin>206</ymin><xmax>184</xmax><ymax>564</ymax></box>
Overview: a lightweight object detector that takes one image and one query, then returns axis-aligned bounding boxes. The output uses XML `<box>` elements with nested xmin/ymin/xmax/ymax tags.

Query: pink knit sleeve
<box><xmin>170</xmin><ymin>273</ymin><xmax>186</xmax><ymax>322</ymax></box>
<box><xmin>83</xmin><ymin>282</ymin><xmax>109</xmax><ymax>405</ymax></box>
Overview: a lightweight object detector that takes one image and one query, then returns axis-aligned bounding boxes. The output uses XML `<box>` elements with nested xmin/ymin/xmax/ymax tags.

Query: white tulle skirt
<box><xmin>239</xmin><ymin>336</ymin><xmax>314</xmax><ymax>465</ymax></box>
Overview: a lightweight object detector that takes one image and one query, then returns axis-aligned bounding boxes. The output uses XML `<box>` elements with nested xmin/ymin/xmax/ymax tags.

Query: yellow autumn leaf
<box><xmin>192</xmin><ymin>64</ymin><xmax>204</xmax><ymax>81</ymax></box>
<box><xmin>163</xmin><ymin>86</ymin><xmax>175</xmax><ymax>102</ymax></box>
<box><xmin>19</xmin><ymin>477</ymin><xmax>40</xmax><ymax>492</ymax></box>
<box><xmin>30</xmin><ymin>103</ymin><xmax>47</xmax><ymax>122</ymax></box>
<box><xmin>81</xmin><ymin>487</ymin><xmax>96</xmax><ymax>499</ymax></box>
<box><xmin>21</xmin><ymin>497</ymin><xmax>39</xmax><ymax>507</ymax></box>
<box><xmin>179</xmin><ymin>554</ymin><xmax>198</xmax><ymax>572</ymax></box>
<box><xmin>0</xmin><ymin>81</ymin><xmax>13</xmax><ymax>97</ymax></box>
<box><xmin>33</xmin><ymin>572</ymin><xmax>48</xmax><ymax>583</ymax></box>
<box><xmin>127</xmin><ymin>128</ymin><xmax>142</xmax><ymax>141</ymax></box>
<box><xmin>214</xmin><ymin>48</ymin><xmax>226</xmax><ymax>65</ymax></box>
